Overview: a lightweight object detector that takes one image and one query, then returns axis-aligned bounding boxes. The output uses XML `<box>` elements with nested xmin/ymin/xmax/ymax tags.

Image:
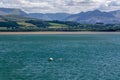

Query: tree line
<box><xmin>0</xmin><ymin>20</ymin><xmax>120</xmax><ymax>31</ymax></box>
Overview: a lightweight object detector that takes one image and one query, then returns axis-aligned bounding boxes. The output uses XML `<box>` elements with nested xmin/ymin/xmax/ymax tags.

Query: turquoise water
<box><xmin>0</xmin><ymin>34</ymin><xmax>120</xmax><ymax>80</ymax></box>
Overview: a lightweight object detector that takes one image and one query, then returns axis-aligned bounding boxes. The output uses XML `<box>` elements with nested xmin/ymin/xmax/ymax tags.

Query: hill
<box><xmin>1</xmin><ymin>8</ymin><xmax>120</xmax><ymax>24</ymax></box>
<box><xmin>29</xmin><ymin>10</ymin><xmax>120</xmax><ymax>24</ymax></box>
<box><xmin>29</xmin><ymin>13</ymin><xmax>70</xmax><ymax>21</ymax></box>
<box><xmin>0</xmin><ymin>8</ymin><xmax>120</xmax><ymax>31</ymax></box>
<box><xmin>0</xmin><ymin>8</ymin><xmax>28</xmax><ymax>16</ymax></box>
<box><xmin>65</xmin><ymin>10</ymin><xmax>118</xmax><ymax>24</ymax></box>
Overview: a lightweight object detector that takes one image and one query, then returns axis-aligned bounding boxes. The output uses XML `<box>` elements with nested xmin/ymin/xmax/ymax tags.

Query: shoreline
<box><xmin>0</xmin><ymin>31</ymin><xmax>120</xmax><ymax>34</ymax></box>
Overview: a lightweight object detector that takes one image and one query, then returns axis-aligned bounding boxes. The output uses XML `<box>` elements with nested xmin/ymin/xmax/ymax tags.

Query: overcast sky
<box><xmin>0</xmin><ymin>0</ymin><xmax>120</xmax><ymax>13</ymax></box>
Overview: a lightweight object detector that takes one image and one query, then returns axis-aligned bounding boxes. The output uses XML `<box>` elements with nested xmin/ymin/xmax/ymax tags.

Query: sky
<box><xmin>0</xmin><ymin>0</ymin><xmax>120</xmax><ymax>13</ymax></box>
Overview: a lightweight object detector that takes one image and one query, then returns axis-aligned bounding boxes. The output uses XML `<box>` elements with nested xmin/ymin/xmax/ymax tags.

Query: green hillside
<box><xmin>49</xmin><ymin>22</ymin><xmax>68</xmax><ymax>28</ymax></box>
<box><xmin>0</xmin><ymin>15</ymin><xmax>120</xmax><ymax>31</ymax></box>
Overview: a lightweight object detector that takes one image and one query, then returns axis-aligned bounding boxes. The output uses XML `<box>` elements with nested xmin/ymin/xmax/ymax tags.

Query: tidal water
<box><xmin>0</xmin><ymin>34</ymin><xmax>120</xmax><ymax>80</ymax></box>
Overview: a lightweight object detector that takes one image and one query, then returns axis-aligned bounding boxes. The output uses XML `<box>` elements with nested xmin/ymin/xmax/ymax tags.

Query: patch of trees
<box><xmin>48</xmin><ymin>20</ymin><xmax>80</xmax><ymax>27</ymax></box>
<box><xmin>26</xmin><ymin>20</ymin><xmax>50</xmax><ymax>28</ymax></box>
<box><xmin>75</xmin><ymin>24</ymin><xmax>120</xmax><ymax>31</ymax></box>
<box><xmin>0</xmin><ymin>21</ymin><xmax>19</xmax><ymax>29</ymax></box>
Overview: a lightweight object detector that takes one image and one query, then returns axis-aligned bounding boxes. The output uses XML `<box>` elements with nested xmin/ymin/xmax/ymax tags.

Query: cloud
<box><xmin>0</xmin><ymin>0</ymin><xmax>120</xmax><ymax>13</ymax></box>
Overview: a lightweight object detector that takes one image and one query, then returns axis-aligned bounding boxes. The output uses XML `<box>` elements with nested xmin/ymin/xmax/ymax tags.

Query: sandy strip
<box><xmin>0</xmin><ymin>32</ymin><xmax>120</xmax><ymax>35</ymax></box>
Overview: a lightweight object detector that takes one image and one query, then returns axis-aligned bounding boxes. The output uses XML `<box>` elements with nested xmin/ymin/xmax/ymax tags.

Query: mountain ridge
<box><xmin>0</xmin><ymin>8</ymin><xmax>28</xmax><ymax>16</ymax></box>
<box><xmin>29</xmin><ymin>10</ymin><xmax>120</xmax><ymax>24</ymax></box>
<box><xmin>0</xmin><ymin>8</ymin><xmax>120</xmax><ymax>24</ymax></box>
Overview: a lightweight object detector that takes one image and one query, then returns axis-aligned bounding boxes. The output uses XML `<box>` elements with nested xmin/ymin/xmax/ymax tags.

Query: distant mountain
<box><xmin>64</xmin><ymin>10</ymin><xmax>120</xmax><ymax>24</ymax></box>
<box><xmin>29</xmin><ymin>13</ymin><xmax>71</xmax><ymax>21</ymax></box>
<box><xmin>0</xmin><ymin>8</ymin><xmax>120</xmax><ymax>31</ymax></box>
<box><xmin>1</xmin><ymin>8</ymin><xmax>120</xmax><ymax>24</ymax></box>
<box><xmin>0</xmin><ymin>8</ymin><xmax>28</xmax><ymax>16</ymax></box>
<box><xmin>29</xmin><ymin>10</ymin><xmax>120</xmax><ymax>24</ymax></box>
<box><xmin>0</xmin><ymin>15</ymin><xmax>36</xmax><ymax>22</ymax></box>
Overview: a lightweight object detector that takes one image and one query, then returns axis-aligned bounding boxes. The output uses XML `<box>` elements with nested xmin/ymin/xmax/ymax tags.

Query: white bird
<box><xmin>49</xmin><ymin>57</ymin><xmax>53</xmax><ymax>61</ymax></box>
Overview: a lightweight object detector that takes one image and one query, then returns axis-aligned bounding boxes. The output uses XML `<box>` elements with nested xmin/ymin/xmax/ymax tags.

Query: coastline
<box><xmin>0</xmin><ymin>31</ymin><xmax>120</xmax><ymax>35</ymax></box>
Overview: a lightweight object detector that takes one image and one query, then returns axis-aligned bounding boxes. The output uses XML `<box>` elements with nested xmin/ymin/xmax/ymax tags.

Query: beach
<box><xmin>0</xmin><ymin>31</ymin><xmax>120</xmax><ymax>34</ymax></box>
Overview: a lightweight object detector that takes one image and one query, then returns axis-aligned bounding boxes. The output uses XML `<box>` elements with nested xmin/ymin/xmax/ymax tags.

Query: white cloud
<box><xmin>0</xmin><ymin>0</ymin><xmax>120</xmax><ymax>13</ymax></box>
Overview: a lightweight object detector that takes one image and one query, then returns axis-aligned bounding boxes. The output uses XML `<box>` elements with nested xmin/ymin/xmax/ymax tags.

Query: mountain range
<box><xmin>0</xmin><ymin>8</ymin><xmax>120</xmax><ymax>24</ymax></box>
<box><xmin>29</xmin><ymin>13</ymin><xmax>71</xmax><ymax>21</ymax></box>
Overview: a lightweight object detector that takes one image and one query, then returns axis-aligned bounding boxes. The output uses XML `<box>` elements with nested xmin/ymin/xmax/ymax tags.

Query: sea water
<box><xmin>0</xmin><ymin>34</ymin><xmax>120</xmax><ymax>80</ymax></box>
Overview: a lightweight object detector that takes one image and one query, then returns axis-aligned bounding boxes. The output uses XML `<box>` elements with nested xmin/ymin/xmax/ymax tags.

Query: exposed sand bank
<box><xmin>0</xmin><ymin>32</ymin><xmax>120</xmax><ymax>35</ymax></box>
